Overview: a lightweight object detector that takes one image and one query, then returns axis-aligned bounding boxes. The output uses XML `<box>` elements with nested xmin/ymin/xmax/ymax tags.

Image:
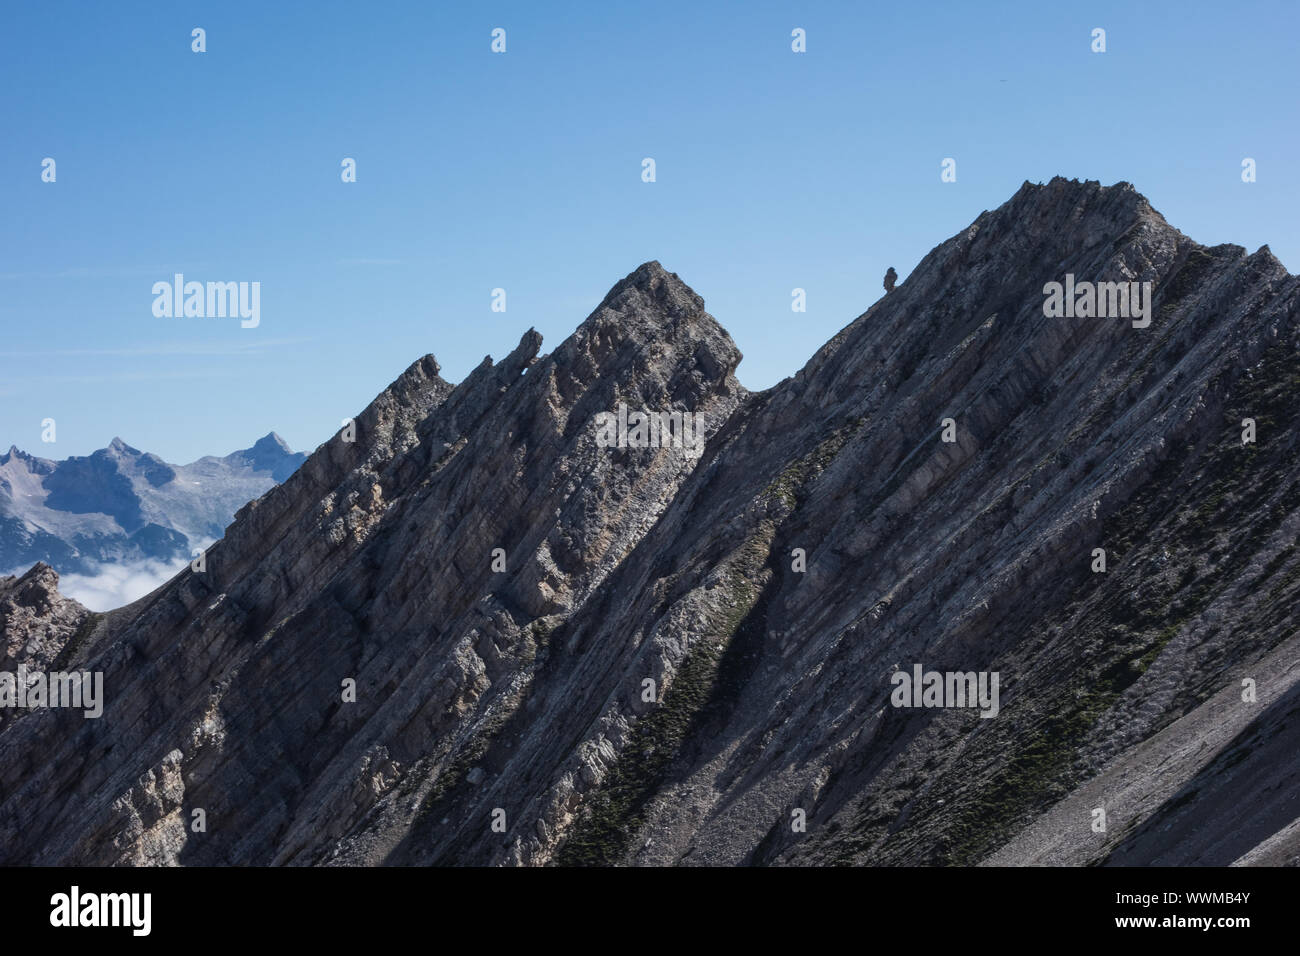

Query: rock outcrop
<box><xmin>1</xmin><ymin>178</ymin><xmax>1296</xmax><ymax>867</ymax></box>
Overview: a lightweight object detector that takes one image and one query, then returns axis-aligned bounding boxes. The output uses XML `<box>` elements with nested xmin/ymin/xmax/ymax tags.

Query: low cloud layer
<box><xmin>57</xmin><ymin>556</ymin><xmax>189</xmax><ymax>612</ymax></box>
<box><xmin>3</xmin><ymin>539</ymin><xmax>215</xmax><ymax>612</ymax></box>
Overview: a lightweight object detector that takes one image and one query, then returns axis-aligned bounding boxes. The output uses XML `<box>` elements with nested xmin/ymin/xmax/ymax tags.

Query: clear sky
<box><xmin>2</xmin><ymin>0</ymin><xmax>1296</xmax><ymax>462</ymax></box>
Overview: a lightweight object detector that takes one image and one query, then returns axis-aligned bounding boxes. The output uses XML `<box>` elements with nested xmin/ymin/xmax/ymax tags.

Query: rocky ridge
<box><xmin>0</xmin><ymin>178</ymin><xmax>1296</xmax><ymax>867</ymax></box>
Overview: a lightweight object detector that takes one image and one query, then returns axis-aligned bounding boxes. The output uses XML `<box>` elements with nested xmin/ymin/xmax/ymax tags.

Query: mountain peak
<box><xmin>0</xmin><ymin>445</ymin><xmax>54</xmax><ymax>472</ymax></box>
<box><xmin>1010</xmin><ymin>176</ymin><xmax>1163</xmax><ymax>227</ymax></box>
<box><xmin>242</xmin><ymin>432</ymin><xmax>306</xmax><ymax>482</ymax></box>
<box><xmin>593</xmin><ymin>260</ymin><xmax>705</xmax><ymax>321</ymax></box>
<box><xmin>252</xmin><ymin>432</ymin><xmax>292</xmax><ymax>454</ymax></box>
<box><xmin>625</xmin><ymin>259</ymin><xmax>671</xmax><ymax>284</ymax></box>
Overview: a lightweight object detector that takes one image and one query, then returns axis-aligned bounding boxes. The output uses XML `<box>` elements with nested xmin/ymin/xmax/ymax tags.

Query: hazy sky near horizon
<box><xmin>3</xmin><ymin>0</ymin><xmax>1297</xmax><ymax>462</ymax></box>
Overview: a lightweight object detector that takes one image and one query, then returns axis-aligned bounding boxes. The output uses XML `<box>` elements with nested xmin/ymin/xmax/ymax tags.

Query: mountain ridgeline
<box><xmin>0</xmin><ymin>434</ymin><xmax>306</xmax><ymax>576</ymax></box>
<box><xmin>1</xmin><ymin>178</ymin><xmax>1297</xmax><ymax>866</ymax></box>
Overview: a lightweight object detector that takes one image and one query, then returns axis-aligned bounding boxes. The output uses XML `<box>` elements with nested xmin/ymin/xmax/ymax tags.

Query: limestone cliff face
<box><xmin>1</xmin><ymin>179</ymin><xmax>1297</xmax><ymax>867</ymax></box>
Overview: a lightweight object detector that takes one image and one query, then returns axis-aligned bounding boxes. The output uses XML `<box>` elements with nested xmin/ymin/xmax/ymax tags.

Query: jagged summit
<box><xmin>239</xmin><ymin>432</ymin><xmax>308</xmax><ymax>483</ymax></box>
<box><xmin>0</xmin><ymin>560</ymin><xmax>89</xmax><ymax>682</ymax></box>
<box><xmin>1014</xmin><ymin>175</ymin><xmax>1145</xmax><ymax>207</ymax></box>
<box><xmin>593</xmin><ymin>260</ymin><xmax>707</xmax><ymax>323</ymax></box>
<box><xmin>10</xmin><ymin>560</ymin><xmax>57</xmax><ymax>588</ymax></box>
<box><xmin>0</xmin><ymin>445</ymin><xmax>53</xmax><ymax>471</ymax></box>
<box><xmin>954</xmin><ymin>178</ymin><xmax>1170</xmax><ymax>267</ymax></box>
<box><xmin>252</xmin><ymin>432</ymin><xmax>292</xmax><ymax>453</ymax></box>
<box><xmin>2</xmin><ymin>180</ymin><xmax>1297</xmax><ymax>868</ymax></box>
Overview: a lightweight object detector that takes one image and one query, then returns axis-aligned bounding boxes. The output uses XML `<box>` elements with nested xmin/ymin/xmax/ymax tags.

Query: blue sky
<box><xmin>2</xmin><ymin>0</ymin><xmax>1296</xmax><ymax>462</ymax></box>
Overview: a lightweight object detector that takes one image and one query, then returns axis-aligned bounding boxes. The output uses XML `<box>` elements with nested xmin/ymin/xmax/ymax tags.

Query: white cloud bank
<box><xmin>4</xmin><ymin>539</ymin><xmax>216</xmax><ymax>612</ymax></box>
<box><xmin>57</xmin><ymin>556</ymin><xmax>190</xmax><ymax>612</ymax></box>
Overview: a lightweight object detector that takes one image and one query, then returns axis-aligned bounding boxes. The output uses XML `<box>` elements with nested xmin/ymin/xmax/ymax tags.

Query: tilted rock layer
<box><xmin>1</xmin><ymin>178</ymin><xmax>1297</xmax><ymax>866</ymax></box>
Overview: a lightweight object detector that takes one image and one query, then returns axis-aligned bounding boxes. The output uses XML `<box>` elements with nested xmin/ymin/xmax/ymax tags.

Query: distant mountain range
<box><xmin>0</xmin><ymin>433</ymin><xmax>306</xmax><ymax>575</ymax></box>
